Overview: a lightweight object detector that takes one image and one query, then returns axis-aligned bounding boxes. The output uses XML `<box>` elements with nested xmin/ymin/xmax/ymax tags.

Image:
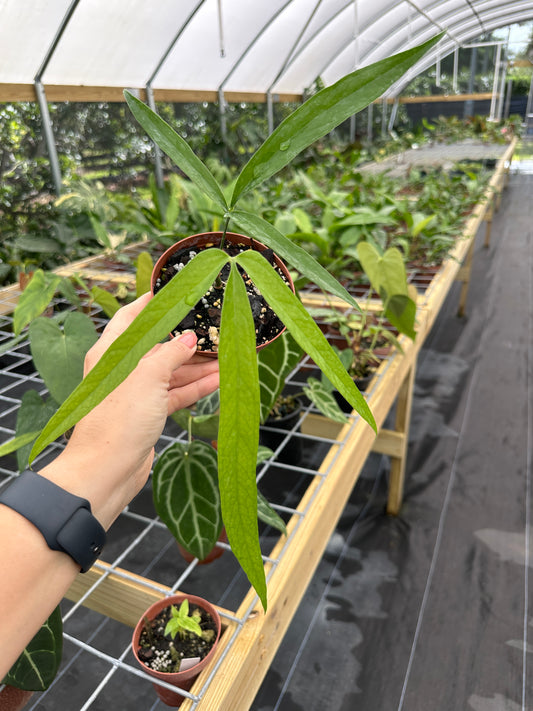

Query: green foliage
<box><xmin>2</xmin><ymin>606</ymin><xmax>62</xmax><ymax>691</ymax></box>
<box><xmin>153</xmin><ymin>440</ymin><xmax>222</xmax><ymax>562</ymax></box>
<box><xmin>31</xmin><ymin>36</ymin><xmax>440</xmax><ymax>612</ymax></box>
<box><xmin>29</xmin><ymin>312</ymin><xmax>98</xmax><ymax>404</ymax></box>
<box><xmin>164</xmin><ymin>600</ymin><xmax>202</xmax><ymax>641</ymax></box>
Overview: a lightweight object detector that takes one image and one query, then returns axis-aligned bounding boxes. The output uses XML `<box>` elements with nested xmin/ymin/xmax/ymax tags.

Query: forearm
<box><xmin>0</xmin><ymin>498</ymin><xmax>79</xmax><ymax>680</ymax></box>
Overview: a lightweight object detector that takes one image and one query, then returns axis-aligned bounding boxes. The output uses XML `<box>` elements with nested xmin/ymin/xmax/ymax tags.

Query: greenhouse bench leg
<box><xmin>372</xmin><ymin>363</ymin><xmax>416</xmax><ymax>515</ymax></box>
<box><xmin>456</xmin><ymin>236</ymin><xmax>476</xmax><ymax>317</ymax></box>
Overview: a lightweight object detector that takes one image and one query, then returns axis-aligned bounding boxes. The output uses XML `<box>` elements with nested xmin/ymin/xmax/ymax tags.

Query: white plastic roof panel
<box><xmin>0</xmin><ymin>0</ymin><xmax>532</xmax><ymax>101</ymax></box>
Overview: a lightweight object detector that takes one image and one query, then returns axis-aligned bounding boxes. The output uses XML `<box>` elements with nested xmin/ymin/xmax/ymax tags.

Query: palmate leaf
<box><xmin>236</xmin><ymin>250</ymin><xmax>376</xmax><ymax>433</ymax></box>
<box><xmin>230</xmin><ymin>34</ymin><xmax>443</xmax><ymax>205</ymax></box>
<box><xmin>29</xmin><ymin>249</ymin><xmax>229</xmax><ymax>464</ymax></box>
<box><xmin>231</xmin><ymin>209</ymin><xmax>359</xmax><ymax>310</ymax></box>
<box><xmin>124</xmin><ymin>91</ymin><xmax>228</xmax><ymax>213</ymax></box>
<box><xmin>258</xmin><ymin>332</ymin><xmax>303</xmax><ymax>423</ymax></box>
<box><xmin>218</xmin><ymin>262</ymin><xmax>266</xmax><ymax>609</ymax></box>
<box><xmin>153</xmin><ymin>440</ymin><xmax>222</xmax><ymax>561</ymax></box>
<box><xmin>3</xmin><ymin>605</ymin><xmax>62</xmax><ymax>691</ymax></box>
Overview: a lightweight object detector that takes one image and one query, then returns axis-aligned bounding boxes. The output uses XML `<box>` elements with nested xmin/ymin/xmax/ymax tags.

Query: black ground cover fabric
<box><xmin>252</xmin><ymin>167</ymin><xmax>533</xmax><ymax>711</ymax></box>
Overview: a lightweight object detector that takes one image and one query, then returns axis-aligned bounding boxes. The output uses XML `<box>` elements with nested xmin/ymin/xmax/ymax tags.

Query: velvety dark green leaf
<box><xmin>124</xmin><ymin>91</ymin><xmax>228</xmax><ymax>213</ymax></box>
<box><xmin>153</xmin><ymin>441</ymin><xmax>222</xmax><ymax>561</ymax></box>
<box><xmin>258</xmin><ymin>332</ymin><xmax>303</xmax><ymax>423</ymax></box>
<box><xmin>230</xmin><ymin>209</ymin><xmax>359</xmax><ymax>310</ymax></box>
<box><xmin>303</xmin><ymin>377</ymin><xmax>349</xmax><ymax>424</ymax></box>
<box><xmin>90</xmin><ymin>285</ymin><xmax>121</xmax><ymax>318</ymax></box>
<box><xmin>236</xmin><ymin>250</ymin><xmax>376</xmax><ymax>433</ymax></box>
<box><xmin>30</xmin><ymin>249</ymin><xmax>229</xmax><ymax>463</ymax></box>
<box><xmin>195</xmin><ymin>389</ymin><xmax>220</xmax><ymax>417</ymax></box>
<box><xmin>29</xmin><ymin>312</ymin><xmax>98</xmax><ymax>405</ymax></box>
<box><xmin>231</xmin><ymin>34</ymin><xmax>443</xmax><ymax>204</ymax></box>
<box><xmin>135</xmin><ymin>251</ymin><xmax>153</xmax><ymax>298</ymax></box>
<box><xmin>3</xmin><ymin>606</ymin><xmax>62</xmax><ymax>691</ymax></box>
<box><xmin>15</xmin><ymin>391</ymin><xmax>58</xmax><ymax>470</ymax></box>
<box><xmin>13</xmin><ymin>270</ymin><xmax>61</xmax><ymax>335</ymax></box>
<box><xmin>218</xmin><ymin>262</ymin><xmax>266</xmax><ymax>609</ymax></box>
<box><xmin>257</xmin><ymin>491</ymin><xmax>287</xmax><ymax>535</ymax></box>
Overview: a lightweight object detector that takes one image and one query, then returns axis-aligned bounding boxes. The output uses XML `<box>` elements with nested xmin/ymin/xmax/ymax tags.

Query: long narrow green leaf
<box><xmin>0</xmin><ymin>430</ymin><xmax>43</xmax><ymax>458</ymax></box>
<box><xmin>231</xmin><ymin>209</ymin><xmax>360</xmax><ymax>310</ymax></box>
<box><xmin>29</xmin><ymin>249</ymin><xmax>229</xmax><ymax>463</ymax></box>
<box><xmin>218</xmin><ymin>262</ymin><xmax>266</xmax><ymax>610</ymax></box>
<box><xmin>237</xmin><ymin>250</ymin><xmax>376</xmax><ymax>432</ymax></box>
<box><xmin>231</xmin><ymin>34</ymin><xmax>443</xmax><ymax>204</ymax></box>
<box><xmin>124</xmin><ymin>91</ymin><xmax>229</xmax><ymax>213</ymax></box>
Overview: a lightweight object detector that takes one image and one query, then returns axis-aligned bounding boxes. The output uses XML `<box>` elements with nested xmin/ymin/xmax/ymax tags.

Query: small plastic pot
<box><xmin>151</xmin><ymin>231</ymin><xmax>294</xmax><ymax>356</ymax></box>
<box><xmin>132</xmin><ymin>594</ymin><xmax>221</xmax><ymax>707</ymax></box>
<box><xmin>260</xmin><ymin>398</ymin><xmax>303</xmax><ymax>466</ymax></box>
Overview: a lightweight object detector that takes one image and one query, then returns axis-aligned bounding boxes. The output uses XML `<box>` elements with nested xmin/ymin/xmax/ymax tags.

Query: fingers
<box><xmin>86</xmin><ymin>293</ymin><xmax>151</xmax><ymax>369</ymax></box>
<box><xmin>168</xmin><ymin>359</ymin><xmax>219</xmax><ymax>388</ymax></box>
<box><xmin>167</xmin><ymin>370</ymin><xmax>220</xmax><ymax>414</ymax></box>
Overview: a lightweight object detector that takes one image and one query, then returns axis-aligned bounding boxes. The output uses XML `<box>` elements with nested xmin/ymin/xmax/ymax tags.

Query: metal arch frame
<box><xmin>389</xmin><ymin>7</ymin><xmax>533</xmax><ymax>97</ymax></box>
<box><xmin>34</xmin><ymin>0</ymin><xmax>83</xmax><ymax>196</ymax></box>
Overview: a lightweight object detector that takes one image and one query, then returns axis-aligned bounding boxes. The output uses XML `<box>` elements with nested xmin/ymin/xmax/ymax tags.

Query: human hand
<box><xmin>40</xmin><ymin>293</ymin><xmax>219</xmax><ymax>529</ymax></box>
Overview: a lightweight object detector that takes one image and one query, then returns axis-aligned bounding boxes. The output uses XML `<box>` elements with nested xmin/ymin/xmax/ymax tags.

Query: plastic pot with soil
<box><xmin>132</xmin><ymin>594</ymin><xmax>221</xmax><ymax>707</ymax></box>
<box><xmin>151</xmin><ymin>231</ymin><xmax>293</xmax><ymax>355</ymax></box>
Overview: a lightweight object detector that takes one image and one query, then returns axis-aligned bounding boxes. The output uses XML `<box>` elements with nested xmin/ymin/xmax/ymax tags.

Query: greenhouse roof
<box><xmin>1</xmin><ymin>0</ymin><xmax>532</xmax><ymax>103</ymax></box>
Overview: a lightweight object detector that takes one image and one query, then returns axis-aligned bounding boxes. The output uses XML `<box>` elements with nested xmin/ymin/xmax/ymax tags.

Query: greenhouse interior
<box><xmin>1</xmin><ymin>1</ymin><xmax>533</xmax><ymax>710</ymax></box>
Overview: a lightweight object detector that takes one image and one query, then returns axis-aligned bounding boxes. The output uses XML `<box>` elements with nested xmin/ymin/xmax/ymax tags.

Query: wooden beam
<box><xmin>0</xmin><ymin>83</ymin><xmax>301</xmax><ymax>104</ymax></box>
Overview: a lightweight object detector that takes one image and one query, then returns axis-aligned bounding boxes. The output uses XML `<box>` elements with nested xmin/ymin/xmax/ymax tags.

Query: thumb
<box><xmin>153</xmin><ymin>331</ymin><xmax>199</xmax><ymax>372</ymax></box>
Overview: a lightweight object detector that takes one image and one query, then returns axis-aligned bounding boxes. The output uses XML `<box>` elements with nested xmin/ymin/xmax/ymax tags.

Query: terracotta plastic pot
<box><xmin>0</xmin><ymin>686</ymin><xmax>33</xmax><ymax>711</ymax></box>
<box><xmin>177</xmin><ymin>528</ymin><xmax>228</xmax><ymax>566</ymax></box>
<box><xmin>151</xmin><ymin>231</ymin><xmax>294</xmax><ymax>356</ymax></box>
<box><xmin>132</xmin><ymin>594</ymin><xmax>221</xmax><ymax>708</ymax></box>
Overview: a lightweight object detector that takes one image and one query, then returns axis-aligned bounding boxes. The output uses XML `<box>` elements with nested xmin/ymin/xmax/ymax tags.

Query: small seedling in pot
<box><xmin>164</xmin><ymin>599</ymin><xmax>202</xmax><ymax>641</ymax></box>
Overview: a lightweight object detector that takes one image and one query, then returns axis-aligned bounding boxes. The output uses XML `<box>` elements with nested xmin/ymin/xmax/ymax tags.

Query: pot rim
<box><xmin>150</xmin><ymin>231</ymin><xmax>294</xmax><ymax>356</ymax></box>
<box><xmin>131</xmin><ymin>593</ymin><xmax>221</xmax><ymax>683</ymax></box>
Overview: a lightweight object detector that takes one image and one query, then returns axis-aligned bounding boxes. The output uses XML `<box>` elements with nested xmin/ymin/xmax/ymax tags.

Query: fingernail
<box><xmin>177</xmin><ymin>330</ymin><xmax>197</xmax><ymax>349</ymax></box>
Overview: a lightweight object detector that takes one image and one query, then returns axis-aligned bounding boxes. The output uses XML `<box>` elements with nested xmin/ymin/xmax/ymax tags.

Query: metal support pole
<box><xmin>464</xmin><ymin>46</ymin><xmax>477</xmax><ymax>118</ymax></box>
<box><xmin>453</xmin><ymin>47</ymin><xmax>459</xmax><ymax>93</ymax></box>
<box><xmin>34</xmin><ymin>80</ymin><xmax>62</xmax><ymax>196</ymax></box>
<box><xmin>436</xmin><ymin>55</ymin><xmax>441</xmax><ymax>88</ymax></box>
<box><xmin>267</xmin><ymin>92</ymin><xmax>274</xmax><ymax>136</ymax></box>
<box><xmin>146</xmin><ymin>86</ymin><xmax>164</xmax><ymax>189</ymax></box>
<box><xmin>367</xmin><ymin>103</ymin><xmax>373</xmax><ymax>142</ymax></box>
<box><xmin>489</xmin><ymin>44</ymin><xmax>502</xmax><ymax>121</ymax></box>
<box><xmin>349</xmin><ymin>114</ymin><xmax>356</xmax><ymax>143</ymax></box>
<box><xmin>497</xmin><ymin>58</ymin><xmax>508</xmax><ymax>121</ymax></box>
<box><xmin>381</xmin><ymin>97</ymin><xmax>387</xmax><ymax>138</ymax></box>
<box><xmin>388</xmin><ymin>98</ymin><xmax>399</xmax><ymax>133</ymax></box>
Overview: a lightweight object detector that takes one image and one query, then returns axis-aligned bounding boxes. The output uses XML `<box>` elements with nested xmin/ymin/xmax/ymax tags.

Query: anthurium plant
<box><xmin>26</xmin><ymin>35</ymin><xmax>441</xmax><ymax>611</ymax></box>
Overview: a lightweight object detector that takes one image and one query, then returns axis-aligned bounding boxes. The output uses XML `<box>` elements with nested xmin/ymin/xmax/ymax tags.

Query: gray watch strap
<box><xmin>0</xmin><ymin>470</ymin><xmax>106</xmax><ymax>572</ymax></box>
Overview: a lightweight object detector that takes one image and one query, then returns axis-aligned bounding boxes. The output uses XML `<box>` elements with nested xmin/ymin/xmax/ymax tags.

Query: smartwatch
<box><xmin>0</xmin><ymin>470</ymin><xmax>106</xmax><ymax>573</ymax></box>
